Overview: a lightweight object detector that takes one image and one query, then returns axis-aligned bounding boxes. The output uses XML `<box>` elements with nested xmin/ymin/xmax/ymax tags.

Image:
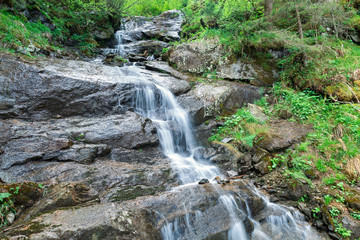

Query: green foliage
<box><xmin>298</xmin><ymin>194</ymin><xmax>308</xmax><ymax>202</ymax></box>
<box><xmin>269</xmin><ymin>155</ymin><xmax>285</xmax><ymax>170</ymax></box>
<box><xmin>323</xmin><ymin>177</ymin><xmax>337</xmax><ymax>186</ymax></box>
<box><xmin>248</xmin><ymin>83</ymin><xmax>360</xmax><ymax>198</ymax></box>
<box><xmin>350</xmin><ymin>211</ymin><xmax>360</xmax><ymax>220</ymax></box>
<box><xmin>124</xmin><ymin>0</ymin><xmax>185</xmax><ymax>16</ymax></box>
<box><xmin>209</xmin><ymin>108</ymin><xmax>265</xmax><ymax>146</ymax></box>
<box><xmin>311</xmin><ymin>207</ymin><xmax>321</xmax><ymax>219</ymax></box>
<box><xmin>161</xmin><ymin>47</ymin><xmax>170</xmax><ymax>54</ymax></box>
<box><xmin>0</xmin><ymin>187</ymin><xmax>19</xmax><ymax>227</ymax></box>
<box><xmin>323</xmin><ymin>194</ymin><xmax>333</xmax><ymax>205</ymax></box>
<box><xmin>0</xmin><ymin>9</ymin><xmax>53</xmax><ymax>51</ymax></box>
<box><xmin>2</xmin><ymin>0</ymin><xmax>135</xmax><ymax>54</ymax></box>
<box><xmin>334</xmin><ymin>221</ymin><xmax>352</xmax><ymax>238</ymax></box>
<box><xmin>329</xmin><ymin>207</ymin><xmax>353</xmax><ymax>238</ymax></box>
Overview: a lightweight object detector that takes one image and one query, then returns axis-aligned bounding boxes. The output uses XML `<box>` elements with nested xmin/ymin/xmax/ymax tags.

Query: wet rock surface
<box><xmin>0</xmin><ymin>57</ymin><xmax>190</xmax><ymax>120</ymax></box>
<box><xmin>0</xmin><ymin>56</ymin><xmax>184</xmax><ymax>211</ymax></box>
<box><xmin>0</xmin><ymin>113</ymin><xmax>158</xmax><ymax>172</ymax></box>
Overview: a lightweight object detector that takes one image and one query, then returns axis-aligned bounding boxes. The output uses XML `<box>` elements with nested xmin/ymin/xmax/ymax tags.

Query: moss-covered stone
<box><xmin>345</xmin><ymin>194</ymin><xmax>360</xmax><ymax>211</ymax></box>
<box><xmin>325</xmin><ymin>83</ymin><xmax>360</xmax><ymax>102</ymax></box>
<box><xmin>0</xmin><ymin>182</ymin><xmax>43</xmax><ymax>208</ymax></box>
<box><xmin>254</xmin><ymin>155</ymin><xmax>272</xmax><ymax>174</ymax></box>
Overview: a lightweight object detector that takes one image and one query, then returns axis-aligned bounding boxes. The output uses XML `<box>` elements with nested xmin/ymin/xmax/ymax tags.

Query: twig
<box><xmin>18</xmin><ymin>57</ymin><xmax>34</xmax><ymax>64</ymax></box>
<box><xmin>343</xmin><ymin>82</ymin><xmax>360</xmax><ymax>104</ymax></box>
<box><xmin>227</xmin><ymin>175</ymin><xmax>245</xmax><ymax>180</ymax></box>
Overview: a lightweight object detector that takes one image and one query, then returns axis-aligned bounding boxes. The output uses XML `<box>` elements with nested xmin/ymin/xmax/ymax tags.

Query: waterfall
<box><xmin>131</xmin><ymin>83</ymin><xmax>220</xmax><ymax>184</ymax></box>
<box><xmin>103</xmin><ymin>20</ymin><xmax>126</xmax><ymax>56</ymax></box>
<box><xmin>110</xmin><ymin>25</ymin><xmax>325</xmax><ymax>239</ymax></box>
<box><xmin>127</xmin><ymin>78</ymin><xmax>323</xmax><ymax>240</ymax></box>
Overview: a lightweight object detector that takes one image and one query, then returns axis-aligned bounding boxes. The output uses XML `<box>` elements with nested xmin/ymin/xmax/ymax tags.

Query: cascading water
<box><xmin>110</xmin><ymin>27</ymin><xmax>327</xmax><ymax>239</ymax></box>
<box><xmin>127</xmin><ymin>77</ymin><xmax>323</xmax><ymax>240</ymax></box>
<box><xmin>131</xmin><ymin>82</ymin><xmax>220</xmax><ymax>184</ymax></box>
<box><xmin>104</xmin><ymin>21</ymin><xmax>126</xmax><ymax>56</ymax></box>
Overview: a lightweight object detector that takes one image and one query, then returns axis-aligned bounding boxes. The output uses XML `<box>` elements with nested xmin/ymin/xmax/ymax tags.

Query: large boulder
<box><xmin>179</xmin><ymin>80</ymin><xmax>261</xmax><ymax>125</ymax></box>
<box><xmin>168</xmin><ymin>41</ymin><xmax>279</xmax><ymax>86</ymax></box>
<box><xmin>0</xmin><ymin>113</ymin><xmax>158</xmax><ymax>171</ymax></box>
<box><xmin>168</xmin><ymin>41</ymin><xmax>224</xmax><ymax>74</ymax></box>
<box><xmin>0</xmin><ymin>113</ymin><xmax>173</xmax><ymax>192</ymax></box>
<box><xmin>253</xmin><ymin>120</ymin><xmax>312</xmax><ymax>152</ymax></box>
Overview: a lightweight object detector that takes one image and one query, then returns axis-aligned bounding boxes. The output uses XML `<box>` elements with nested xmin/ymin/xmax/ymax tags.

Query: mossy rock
<box><xmin>345</xmin><ymin>194</ymin><xmax>360</xmax><ymax>211</ymax></box>
<box><xmin>254</xmin><ymin>155</ymin><xmax>272</xmax><ymax>174</ymax></box>
<box><xmin>253</xmin><ymin>132</ymin><xmax>284</xmax><ymax>152</ymax></box>
<box><xmin>325</xmin><ymin>83</ymin><xmax>360</xmax><ymax>102</ymax></box>
<box><xmin>276</xmin><ymin>108</ymin><xmax>293</xmax><ymax>120</ymax></box>
<box><xmin>354</xmin><ymin>80</ymin><xmax>360</xmax><ymax>87</ymax></box>
<box><xmin>0</xmin><ymin>182</ymin><xmax>43</xmax><ymax>208</ymax></box>
<box><xmin>304</xmin><ymin>168</ymin><xmax>317</xmax><ymax>179</ymax></box>
<box><xmin>3</xmin><ymin>221</ymin><xmax>49</xmax><ymax>237</ymax></box>
<box><xmin>285</xmin><ymin>179</ymin><xmax>310</xmax><ymax>201</ymax></box>
<box><xmin>252</xmin><ymin>147</ymin><xmax>271</xmax><ymax>164</ymax></box>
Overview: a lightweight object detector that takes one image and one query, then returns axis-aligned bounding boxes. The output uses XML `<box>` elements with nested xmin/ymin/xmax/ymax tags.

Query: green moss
<box><xmin>6</xmin><ymin>221</ymin><xmax>49</xmax><ymax>236</ymax></box>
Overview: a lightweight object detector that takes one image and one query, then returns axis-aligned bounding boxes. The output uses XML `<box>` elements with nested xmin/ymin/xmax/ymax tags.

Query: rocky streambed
<box><xmin>0</xmin><ymin>52</ymin><xmax>333</xmax><ymax>240</ymax></box>
<box><xmin>0</xmin><ymin>55</ymin><xmax>250</xmax><ymax>238</ymax></box>
<box><xmin>0</xmin><ymin>9</ymin><xmax>349</xmax><ymax>240</ymax></box>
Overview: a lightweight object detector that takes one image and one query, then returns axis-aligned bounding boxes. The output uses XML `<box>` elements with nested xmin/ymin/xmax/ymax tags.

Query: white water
<box><xmin>219</xmin><ymin>195</ymin><xmax>248</xmax><ymax>240</ymax></box>
<box><xmin>132</xmin><ymin>83</ymin><xmax>221</xmax><ymax>184</ymax></box>
<box><xmin>104</xmin><ymin>21</ymin><xmax>126</xmax><ymax>56</ymax></box>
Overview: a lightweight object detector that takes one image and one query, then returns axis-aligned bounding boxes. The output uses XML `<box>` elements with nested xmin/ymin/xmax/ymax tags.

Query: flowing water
<box><xmin>128</xmin><ymin>79</ymin><xmax>323</xmax><ymax>240</ymax></box>
<box><xmin>108</xmin><ymin>25</ymin><xmax>327</xmax><ymax>240</ymax></box>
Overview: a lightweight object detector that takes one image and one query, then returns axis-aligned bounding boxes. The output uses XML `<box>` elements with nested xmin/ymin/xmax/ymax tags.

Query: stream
<box><xmin>104</xmin><ymin>25</ymin><xmax>327</xmax><ymax>239</ymax></box>
<box><xmin>0</xmin><ymin>11</ymin><xmax>333</xmax><ymax>239</ymax></box>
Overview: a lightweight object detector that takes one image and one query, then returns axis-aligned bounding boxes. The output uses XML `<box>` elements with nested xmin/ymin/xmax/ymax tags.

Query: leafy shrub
<box><xmin>0</xmin><ymin>187</ymin><xmax>19</xmax><ymax>227</ymax></box>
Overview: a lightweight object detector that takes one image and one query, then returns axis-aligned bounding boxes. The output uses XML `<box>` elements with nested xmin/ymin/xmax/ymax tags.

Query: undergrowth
<box><xmin>0</xmin><ymin>187</ymin><xmax>19</xmax><ymax>227</ymax></box>
<box><xmin>211</xmin><ymin>83</ymin><xmax>360</xmax><ymax>238</ymax></box>
<box><xmin>0</xmin><ymin>9</ymin><xmax>55</xmax><ymax>54</ymax></box>
<box><xmin>209</xmin><ymin>108</ymin><xmax>267</xmax><ymax>147</ymax></box>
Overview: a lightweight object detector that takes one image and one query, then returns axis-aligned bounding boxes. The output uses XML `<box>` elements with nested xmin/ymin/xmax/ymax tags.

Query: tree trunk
<box><xmin>294</xmin><ymin>2</ymin><xmax>303</xmax><ymax>39</ymax></box>
<box><xmin>264</xmin><ymin>0</ymin><xmax>274</xmax><ymax>16</ymax></box>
